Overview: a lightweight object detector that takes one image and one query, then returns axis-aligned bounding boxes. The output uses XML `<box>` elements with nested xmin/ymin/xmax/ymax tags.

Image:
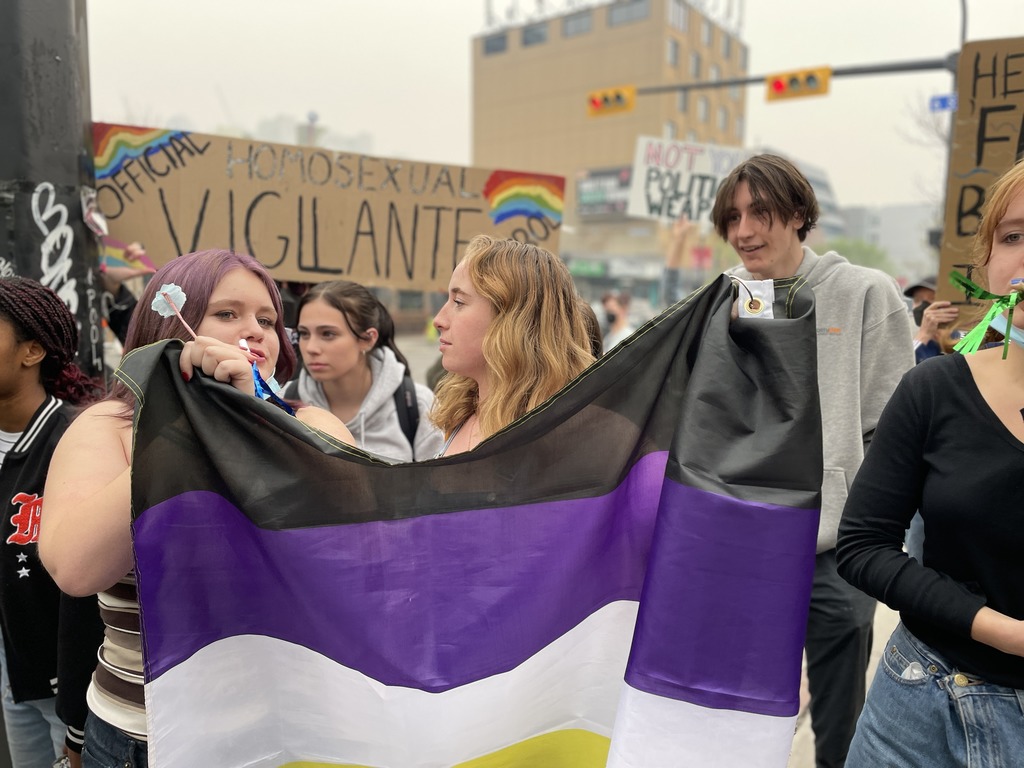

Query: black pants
<box><xmin>805</xmin><ymin>549</ymin><xmax>877</xmax><ymax>768</ymax></box>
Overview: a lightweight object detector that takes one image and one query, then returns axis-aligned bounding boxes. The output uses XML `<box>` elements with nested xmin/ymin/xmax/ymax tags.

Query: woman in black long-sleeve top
<box><xmin>837</xmin><ymin>159</ymin><xmax>1024</xmax><ymax>768</ymax></box>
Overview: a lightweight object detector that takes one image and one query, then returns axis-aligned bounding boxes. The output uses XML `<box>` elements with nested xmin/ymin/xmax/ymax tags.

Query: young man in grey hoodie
<box><xmin>710</xmin><ymin>154</ymin><xmax>914</xmax><ymax>768</ymax></box>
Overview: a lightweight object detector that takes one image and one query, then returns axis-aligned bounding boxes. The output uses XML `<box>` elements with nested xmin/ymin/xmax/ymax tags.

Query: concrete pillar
<box><xmin>0</xmin><ymin>0</ymin><xmax>104</xmax><ymax>377</ymax></box>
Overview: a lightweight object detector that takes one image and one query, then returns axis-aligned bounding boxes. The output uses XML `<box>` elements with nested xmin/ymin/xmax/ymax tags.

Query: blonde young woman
<box><xmin>432</xmin><ymin>235</ymin><xmax>595</xmax><ymax>456</ymax></box>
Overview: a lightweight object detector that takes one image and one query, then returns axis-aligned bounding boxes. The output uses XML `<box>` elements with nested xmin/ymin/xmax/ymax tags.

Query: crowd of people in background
<box><xmin>2</xmin><ymin>153</ymin><xmax>1023</xmax><ymax>768</ymax></box>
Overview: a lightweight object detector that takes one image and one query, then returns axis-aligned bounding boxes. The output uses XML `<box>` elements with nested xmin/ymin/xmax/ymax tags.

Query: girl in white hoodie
<box><xmin>292</xmin><ymin>281</ymin><xmax>443</xmax><ymax>462</ymax></box>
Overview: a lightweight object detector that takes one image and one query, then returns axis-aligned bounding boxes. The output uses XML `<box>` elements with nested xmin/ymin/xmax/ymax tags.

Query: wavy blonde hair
<box><xmin>431</xmin><ymin>235</ymin><xmax>595</xmax><ymax>439</ymax></box>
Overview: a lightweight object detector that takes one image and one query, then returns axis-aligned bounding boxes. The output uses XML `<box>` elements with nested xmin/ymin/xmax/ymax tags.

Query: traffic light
<box><xmin>587</xmin><ymin>85</ymin><xmax>637</xmax><ymax>117</ymax></box>
<box><xmin>765</xmin><ymin>67</ymin><xmax>832</xmax><ymax>102</ymax></box>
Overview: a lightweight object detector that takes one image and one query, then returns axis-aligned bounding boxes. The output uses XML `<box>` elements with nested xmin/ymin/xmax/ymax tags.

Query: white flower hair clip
<box><xmin>150</xmin><ymin>283</ymin><xmax>198</xmax><ymax>339</ymax></box>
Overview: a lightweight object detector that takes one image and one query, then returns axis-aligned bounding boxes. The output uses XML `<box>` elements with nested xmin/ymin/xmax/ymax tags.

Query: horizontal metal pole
<box><xmin>636</xmin><ymin>54</ymin><xmax>956</xmax><ymax>95</ymax></box>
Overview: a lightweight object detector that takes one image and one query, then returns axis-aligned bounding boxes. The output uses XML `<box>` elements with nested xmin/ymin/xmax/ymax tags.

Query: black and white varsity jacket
<box><xmin>0</xmin><ymin>396</ymin><xmax>104</xmax><ymax>753</ymax></box>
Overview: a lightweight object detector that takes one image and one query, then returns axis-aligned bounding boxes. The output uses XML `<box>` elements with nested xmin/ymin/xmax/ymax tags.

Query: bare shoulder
<box><xmin>67</xmin><ymin>399</ymin><xmax>131</xmax><ymax>434</ymax></box>
<box><xmin>295</xmin><ymin>405</ymin><xmax>354</xmax><ymax>444</ymax></box>
<box><xmin>75</xmin><ymin>399</ymin><xmax>129</xmax><ymax>420</ymax></box>
<box><xmin>59</xmin><ymin>399</ymin><xmax>132</xmax><ymax>459</ymax></box>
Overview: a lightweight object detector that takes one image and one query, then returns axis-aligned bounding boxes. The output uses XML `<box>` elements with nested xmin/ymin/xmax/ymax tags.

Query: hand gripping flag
<box><xmin>120</xmin><ymin>274</ymin><xmax>822</xmax><ymax>768</ymax></box>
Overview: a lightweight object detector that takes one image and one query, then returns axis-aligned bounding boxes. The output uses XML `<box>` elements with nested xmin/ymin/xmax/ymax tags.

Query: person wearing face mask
<box><xmin>902</xmin><ymin>277</ymin><xmax>960</xmax><ymax>560</ymax></box>
<box><xmin>904</xmin><ymin>276</ymin><xmax>960</xmax><ymax>364</ymax></box>
<box><xmin>600</xmin><ymin>291</ymin><xmax>634</xmax><ymax>351</ymax></box>
<box><xmin>837</xmin><ymin>158</ymin><xmax>1024</xmax><ymax>768</ymax></box>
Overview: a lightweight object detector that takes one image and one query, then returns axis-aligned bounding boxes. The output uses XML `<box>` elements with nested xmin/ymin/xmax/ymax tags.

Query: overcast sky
<box><xmin>87</xmin><ymin>0</ymin><xmax>1022</xmax><ymax>209</ymax></box>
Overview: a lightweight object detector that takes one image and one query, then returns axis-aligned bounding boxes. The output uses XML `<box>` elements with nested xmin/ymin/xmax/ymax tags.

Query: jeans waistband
<box><xmin>894</xmin><ymin>622</ymin><xmax>989</xmax><ymax>686</ymax></box>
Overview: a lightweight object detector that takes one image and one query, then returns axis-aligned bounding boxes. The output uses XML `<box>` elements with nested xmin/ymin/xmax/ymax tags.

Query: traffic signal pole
<box><xmin>0</xmin><ymin>0</ymin><xmax>104</xmax><ymax>377</ymax></box>
<box><xmin>634</xmin><ymin>54</ymin><xmax>959</xmax><ymax>97</ymax></box>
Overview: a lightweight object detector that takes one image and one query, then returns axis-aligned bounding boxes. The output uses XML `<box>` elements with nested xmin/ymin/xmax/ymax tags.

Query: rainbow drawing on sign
<box><xmin>483</xmin><ymin>171</ymin><xmax>564</xmax><ymax>225</ymax></box>
<box><xmin>99</xmin><ymin>237</ymin><xmax>157</xmax><ymax>273</ymax></box>
<box><xmin>93</xmin><ymin>124</ymin><xmax>184</xmax><ymax>179</ymax></box>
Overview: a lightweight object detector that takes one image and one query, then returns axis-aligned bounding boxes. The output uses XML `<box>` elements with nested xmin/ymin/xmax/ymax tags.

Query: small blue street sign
<box><xmin>929</xmin><ymin>94</ymin><xmax>958</xmax><ymax>112</ymax></box>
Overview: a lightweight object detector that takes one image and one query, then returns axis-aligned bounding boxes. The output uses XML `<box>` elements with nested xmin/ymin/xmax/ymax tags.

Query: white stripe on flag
<box><xmin>607</xmin><ymin>684</ymin><xmax>797</xmax><ymax>768</ymax></box>
<box><xmin>147</xmin><ymin>601</ymin><xmax>638</xmax><ymax>767</ymax></box>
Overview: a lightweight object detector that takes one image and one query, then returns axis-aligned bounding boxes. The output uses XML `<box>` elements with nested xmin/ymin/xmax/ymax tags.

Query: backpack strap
<box><xmin>393</xmin><ymin>373</ymin><xmax>420</xmax><ymax>458</ymax></box>
<box><xmin>282</xmin><ymin>379</ymin><xmax>300</xmax><ymax>401</ymax></box>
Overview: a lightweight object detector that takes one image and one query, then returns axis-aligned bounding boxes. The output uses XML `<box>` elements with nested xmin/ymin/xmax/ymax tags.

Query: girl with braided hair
<box><xmin>0</xmin><ymin>277</ymin><xmax>103</xmax><ymax>768</ymax></box>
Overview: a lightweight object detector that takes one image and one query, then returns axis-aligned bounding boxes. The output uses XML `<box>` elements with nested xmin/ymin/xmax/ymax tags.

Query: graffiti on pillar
<box><xmin>84</xmin><ymin>267</ymin><xmax>102</xmax><ymax>373</ymax></box>
<box><xmin>30</xmin><ymin>181</ymin><xmax>78</xmax><ymax>313</ymax></box>
<box><xmin>0</xmin><ymin>257</ymin><xmax>14</xmax><ymax>278</ymax></box>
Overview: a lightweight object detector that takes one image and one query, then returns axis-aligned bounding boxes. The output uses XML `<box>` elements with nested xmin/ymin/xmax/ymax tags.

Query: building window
<box><xmin>735</xmin><ymin>115</ymin><xmax>744</xmax><ymax>140</ymax></box>
<box><xmin>686</xmin><ymin>129</ymin><xmax>698</xmax><ymax>142</ymax></box>
<box><xmin>522</xmin><ymin>22</ymin><xmax>548</xmax><ymax>47</ymax></box>
<box><xmin>722</xmin><ymin>33</ymin><xmax>732</xmax><ymax>59</ymax></box>
<box><xmin>698</xmin><ymin>96</ymin><xmax>709</xmax><ymax>123</ymax></box>
<box><xmin>717</xmin><ymin>106</ymin><xmax>728</xmax><ymax>131</ymax></box>
<box><xmin>483</xmin><ymin>33</ymin><xmax>507</xmax><ymax>55</ymax></box>
<box><xmin>730</xmin><ymin>84</ymin><xmax>741</xmax><ymax>101</ymax></box>
<box><xmin>700</xmin><ymin>19</ymin><xmax>712</xmax><ymax>46</ymax></box>
<box><xmin>398</xmin><ymin>290</ymin><xmax>424</xmax><ymax>311</ymax></box>
<box><xmin>664</xmin><ymin>121</ymin><xmax>677</xmax><ymax>139</ymax></box>
<box><xmin>690</xmin><ymin>51</ymin><xmax>701</xmax><ymax>79</ymax></box>
<box><xmin>740</xmin><ymin>45</ymin><xmax>748</xmax><ymax>70</ymax></box>
<box><xmin>677</xmin><ymin>90</ymin><xmax>688</xmax><ymax>113</ymax></box>
<box><xmin>668</xmin><ymin>0</ymin><xmax>688</xmax><ymax>32</ymax></box>
<box><xmin>709</xmin><ymin>64</ymin><xmax>720</xmax><ymax>82</ymax></box>
<box><xmin>608</xmin><ymin>0</ymin><xmax>650</xmax><ymax>27</ymax></box>
<box><xmin>667</xmin><ymin>38</ymin><xmax>679</xmax><ymax>67</ymax></box>
<box><xmin>563</xmin><ymin>10</ymin><xmax>592</xmax><ymax>37</ymax></box>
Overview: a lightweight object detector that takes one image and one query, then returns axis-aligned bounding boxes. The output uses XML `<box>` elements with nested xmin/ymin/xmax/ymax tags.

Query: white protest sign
<box><xmin>627</xmin><ymin>137</ymin><xmax>750</xmax><ymax>224</ymax></box>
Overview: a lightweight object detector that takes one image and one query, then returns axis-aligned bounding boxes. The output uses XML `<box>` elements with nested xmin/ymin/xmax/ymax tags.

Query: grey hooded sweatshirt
<box><xmin>730</xmin><ymin>246</ymin><xmax>914</xmax><ymax>552</ymax></box>
<box><xmin>296</xmin><ymin>346</ymin><xmax>444</xmax><ymax>462</ymax></box>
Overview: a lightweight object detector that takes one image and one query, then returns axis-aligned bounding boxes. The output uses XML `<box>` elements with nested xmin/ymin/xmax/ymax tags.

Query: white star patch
<box><xmin>16</xmin><ymin>568</ymin><xmax>30</xmax><ymax>578</ymax></box>
<box><xmin>16</xmin><ymin>553</ymin><xmax>28</xmax><ymax>563</ymax></box>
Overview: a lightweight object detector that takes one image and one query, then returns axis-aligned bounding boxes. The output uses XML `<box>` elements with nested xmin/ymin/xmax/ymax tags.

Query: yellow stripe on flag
<box><xmin>455</xmin><ymin>729</ymin><xmax>610</xmax><ymax>768</ymax></box>
<box><xmin>277</xmin><ymin>730</ymin><xmax>609</xmax><ymax>768</ymax></box>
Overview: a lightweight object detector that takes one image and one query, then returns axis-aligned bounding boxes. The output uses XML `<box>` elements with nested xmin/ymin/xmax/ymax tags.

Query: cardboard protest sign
<box><xmin>627</xmin><ymin>137</ymin><xmax>749</xmax><ymax>224</ymax></box>
<box><xmin>92</xmin><ymin>124</ymin><xmax>565</xmax><ymax>291</ymax></box>
<box><xmin>939</xmin><ymin>37</ymin><xmax>1024</xmax><ymax>302</ymax></box>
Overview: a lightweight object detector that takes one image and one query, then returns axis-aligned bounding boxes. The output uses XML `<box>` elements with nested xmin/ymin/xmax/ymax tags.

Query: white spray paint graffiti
<box><xmin>31</xmin><ymin>181</ymin><xmax>78</xmax><ymax>313</ymax></box>
<box><xmin>30</xmin><ymin>181</ymin><xmax>103</xmax><ymax>373</ymax></box>
<box><xmin>0</xmin><ymin>257</ymin><xmax>14</xmax><ymax>278</ymax></box>
<box><xmin>85</xmin><ymin>267</ymin><xmax>102</xmax><ymax>372</ymax></box>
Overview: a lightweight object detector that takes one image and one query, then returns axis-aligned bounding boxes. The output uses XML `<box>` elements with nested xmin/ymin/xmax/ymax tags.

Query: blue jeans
<box><xmin>848</xmin><ymin>622</ymin><xmax>1024</xmax><ymax>768</ymax></box>
<box><xmin>81</xmin><ymin>713</ymin><xmax>147</xmax><ymax>768</ymax></box>
<box><xmin>0</xmin><ymin>634</ymin><xmax>63</xmax><ymax>768</ymax></box>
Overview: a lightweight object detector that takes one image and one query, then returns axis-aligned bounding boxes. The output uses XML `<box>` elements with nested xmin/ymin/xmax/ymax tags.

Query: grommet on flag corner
<box><xmin>744</xmin><ymin>298</ymin><xmax>764</xmax><ymax>315</ymax></box>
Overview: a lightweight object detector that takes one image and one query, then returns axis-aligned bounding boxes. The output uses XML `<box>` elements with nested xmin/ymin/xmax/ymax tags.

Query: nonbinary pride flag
<box><xmin>121</xmin><ymin>274</ymin><xmax>822</xmax><ymax>768</ymax></box>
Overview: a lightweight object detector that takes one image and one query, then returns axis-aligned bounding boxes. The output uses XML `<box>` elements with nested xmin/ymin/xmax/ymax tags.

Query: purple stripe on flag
<box><xmin>133</xmin><ymin>452</ymin><xmax>669</xmax><ymax>690</ymax></box>
<box><xmin>625</xmin><ymin>481</ymin><xmax>818</xmax><ymax>717</ymax></box>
